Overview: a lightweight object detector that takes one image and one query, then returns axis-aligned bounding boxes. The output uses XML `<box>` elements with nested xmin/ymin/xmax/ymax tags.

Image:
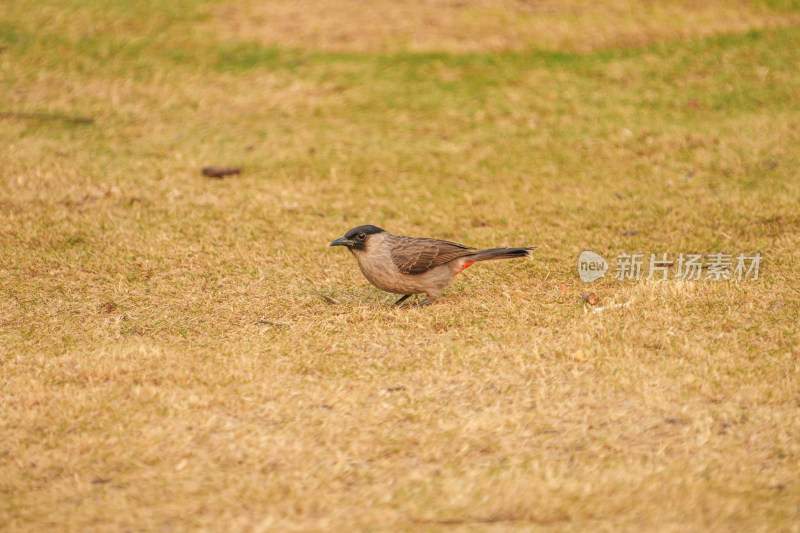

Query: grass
<box><xmin>1</xmin><ymin>0</ymin><xmax>800</xmax><ymax>530</ymax></box>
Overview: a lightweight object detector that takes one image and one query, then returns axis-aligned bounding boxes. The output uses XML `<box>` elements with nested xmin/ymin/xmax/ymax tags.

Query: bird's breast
<box><xmin>355</xmin><ymin>247</ymin><xmax>401</xmax><ymax>292</ymax></box>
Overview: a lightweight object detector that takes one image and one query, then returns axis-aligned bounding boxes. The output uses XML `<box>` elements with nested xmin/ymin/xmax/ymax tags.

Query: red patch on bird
<box><xmin>454</xmin><ymin>260</ymin><xmax>475</xmax><ymax>275</ymax></box>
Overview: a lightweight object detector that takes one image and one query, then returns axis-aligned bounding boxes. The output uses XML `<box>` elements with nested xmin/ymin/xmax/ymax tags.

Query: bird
<box><xmin>329</xmin><ymin>225</ymin><xmax>534</xmax><ymax>305</ymax></box>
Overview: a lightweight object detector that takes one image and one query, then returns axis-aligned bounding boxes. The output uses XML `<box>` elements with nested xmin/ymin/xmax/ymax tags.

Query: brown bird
<box><xmin>330</xmin><ymin>225</ymin><xmax>534</xmax><ymax>305</ymax></box>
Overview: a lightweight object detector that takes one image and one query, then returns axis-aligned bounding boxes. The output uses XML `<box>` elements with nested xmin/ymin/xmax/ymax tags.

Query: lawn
<box><xmin>1</xmin><ymin>0</ymin><xmax>799</xmax><ymax>530</ymax></box>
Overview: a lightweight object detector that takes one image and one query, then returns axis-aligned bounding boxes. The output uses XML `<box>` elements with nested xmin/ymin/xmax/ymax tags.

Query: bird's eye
<box><xmin>357</xmin><ymin>233</ymin><xmax>366</xmax><ymax>240</ymax></box>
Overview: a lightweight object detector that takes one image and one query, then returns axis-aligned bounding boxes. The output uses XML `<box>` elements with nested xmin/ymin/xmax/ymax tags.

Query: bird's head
<box><xmin>329</xmin><ymin>225</ymin><xmax>386</xmax><ymax>253</ymax></box>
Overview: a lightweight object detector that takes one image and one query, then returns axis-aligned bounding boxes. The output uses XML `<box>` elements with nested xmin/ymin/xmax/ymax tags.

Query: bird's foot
<box><xmin>393</xmin><ymin>295</ymin><xmax>435</xmax><ymax>308</ymax></box>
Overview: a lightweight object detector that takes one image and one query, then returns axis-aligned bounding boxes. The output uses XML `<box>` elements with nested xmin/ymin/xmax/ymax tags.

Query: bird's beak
<box><xmin>329</xmin><ymin>237</ymin><xmax>353</xmax><ymax>247</ymax></box>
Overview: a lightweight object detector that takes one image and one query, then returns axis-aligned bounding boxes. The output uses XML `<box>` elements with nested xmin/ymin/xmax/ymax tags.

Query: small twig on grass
<box><xmin>255</xmin><ymin>320</ymin><xmax>288</xmax><ymax>328</ymax></box>
<box><xmin>320</xmin><ymin>294</ymin><xmax>340</xmax><ymax>305</ymax></box>
<box><xmin>0</xmin><ymin>111</ymin><xmax>94</xmax><ymax>125</ymax></box>
<box><xmin>201</xmin><ymin>166</ymin><xmax>242</xmax><ymax>178</ymax></box>
<box><xmin>592</xmin><ymin>302</ymin><xmax>630</xmax><ymax>313</ymax></box>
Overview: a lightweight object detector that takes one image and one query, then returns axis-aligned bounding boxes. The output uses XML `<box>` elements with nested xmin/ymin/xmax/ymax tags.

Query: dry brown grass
<box><xmin>212</xmin><ymin>0</ymin><xmax>800</xmax><ymax>52</ymax></box>
<box><xmin>2</xmin><ymin>0</ymin><xmax>800</xmax><ymax>531</ymax></box>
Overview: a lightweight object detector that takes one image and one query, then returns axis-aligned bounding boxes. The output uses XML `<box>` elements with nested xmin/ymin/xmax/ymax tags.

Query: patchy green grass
<box><xmin>1</xmin><ymin>1</ymin><xmax>799</xmax><ymax>530</ymax></box>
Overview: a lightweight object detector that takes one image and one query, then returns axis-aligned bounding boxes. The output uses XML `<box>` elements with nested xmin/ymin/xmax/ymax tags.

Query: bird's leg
<box><xmin>414</xmin><ymin>293</ymin><xmax>438</xmax><ymax>307</ymax></box>
<box><xmin>394</xmin><ymin>294</ymin><xmax>412</xmax><ymax>306</ymax></box>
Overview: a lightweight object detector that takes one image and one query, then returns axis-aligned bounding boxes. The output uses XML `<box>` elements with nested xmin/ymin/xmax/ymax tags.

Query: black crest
<box><xmin>344</xmin><ymin>225</ymin><xmax>385</xmax><ymax>239</ymax></box>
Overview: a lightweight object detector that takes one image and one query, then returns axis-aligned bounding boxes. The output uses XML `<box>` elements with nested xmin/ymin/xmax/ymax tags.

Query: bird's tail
<box><xmin>471</xmin><ymin>247</ymin><xmax>535</xmax><ymax>261</ymax></box>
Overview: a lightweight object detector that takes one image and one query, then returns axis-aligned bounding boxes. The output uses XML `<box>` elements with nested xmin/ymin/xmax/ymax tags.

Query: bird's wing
<box><xmin>389</xmin><ymin>236</ymin><xmax>476</xmax><ymax>274</ymax></box>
